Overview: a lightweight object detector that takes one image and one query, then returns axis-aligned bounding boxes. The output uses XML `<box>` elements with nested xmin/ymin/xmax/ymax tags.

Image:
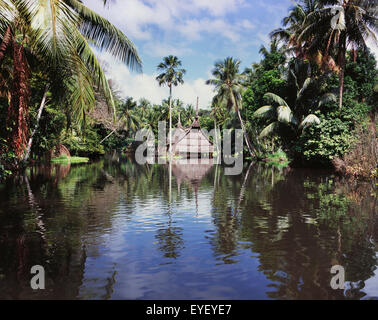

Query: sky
<box><xmin>83</xmin><ymin>0</ymin><xmax>377</xmax><ymax>109</ymax></box>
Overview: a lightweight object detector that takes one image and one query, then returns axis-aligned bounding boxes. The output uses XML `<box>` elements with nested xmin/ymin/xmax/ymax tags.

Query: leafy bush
<box><xmin>62</xmin><ymin>129</ymin><xmax>105</xmax><ymax>158</ymax></box>
<box><xmin>294</xmin><ymin>117</ymin><xmax>355</xmax><ymax>166</ymax></box>
<box><xmin>0</xmin><ymin>138</ymin><xmax>16</xmax><ymax>180</ymax></box>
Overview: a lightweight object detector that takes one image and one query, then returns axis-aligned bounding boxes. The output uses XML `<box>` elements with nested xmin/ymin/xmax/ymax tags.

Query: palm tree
<box><xmin>324</xmin><ymin>0</ymin><xmax>376</xmax><ymax>111</ymax></box>
<box><xmin>253</xmin><ymin>59</ymin><xmax>335</xmax><ymax>138</ymax></box>
<box><xmin>120</xmin><ymin>100</ymin><xmax>140</xmax><ymax>136</ymax></box>
<box><xmin>156</xmin><ymin>55</ymin><xmax>186</xmax><ymax>156</ymax></box>
<box><xmin>0</xmin><ymin>0</ymin><xmax>142</xmax><ymax>159</ymax></box>
<box><xmin>206</xmin><ymin>57</ymin><xmax>254</xmax><ymax>158</ymax></box>
<box><xmin>253</xmin><ymin>92</ymin><xmax>321</xmax><ymax>138</ymax></box>
<box><xmin>138</xmin><ymin>98</ymin><xmax>151</xmax><ymax>114</ymax></box>
<box><xmin>100</xmin><ymin>97</ymin><xmax>140</xmax><ymax>143</ymax></box>
<box><xmin>270</xmin><ymin>0</ymin><xmax>341</xmax><ymax>75</ymax></box>
<box><xmin>270</xmin><ymin>0</ymin><xmax>320</xmax><ymax>58</ymax></box>
<box><xmin>185</xmin><ymin>103</ymin><xmax>196</xmax><ymax>126</ymax></box>
<box><xmin>294</xmin><ymin>0</ymin><xmax>377</xmax><ymax>111</ymax></box>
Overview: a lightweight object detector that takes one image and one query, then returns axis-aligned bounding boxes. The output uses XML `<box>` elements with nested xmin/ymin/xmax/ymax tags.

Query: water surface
<box><xmin>0</xmin><ymin>155</ymin><xmax>376</xmax><ymax>299</ymax></box>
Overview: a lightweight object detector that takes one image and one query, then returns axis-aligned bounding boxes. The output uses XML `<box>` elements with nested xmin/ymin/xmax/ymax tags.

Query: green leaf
<box><xmin>263</xmin><ymin>92</ymin><xmax>289</xmax><ymax>107</ymax></box>
<box><xmin>259</xmin><ymin>122</ymin><xmax>280</xmax><ymax>138</ymax></box>
<box><xmin>277</xmin><ymin>105</ymin><xmax>298</xmax><ymax>125</ymax></box>
<box><xmin>253</xmin><ymin>105</ymin><xmax>276</xmax><ymax>119</ymax></box>
<box><xmin>300</xmin><ymin>114</ymin><xmax>321</xmax><ymax>129</ymax></box>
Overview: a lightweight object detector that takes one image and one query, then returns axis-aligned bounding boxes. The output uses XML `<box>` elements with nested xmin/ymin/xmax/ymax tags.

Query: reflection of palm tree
<box><xmin>156</xmin><ymin>56</ymin><xmax>186</xmax><ymax>156</ymax></box>
<box><xmin>155</xmin><ymin>217</ymin><xmax>185</xmax><ymax>260</ymax></box>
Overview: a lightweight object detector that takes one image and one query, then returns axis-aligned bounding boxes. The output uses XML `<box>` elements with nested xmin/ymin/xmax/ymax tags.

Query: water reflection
<box><xmin>0</xmin><ymin>155</ymin><xmax>376</xmax><ymax>299</ymax></box>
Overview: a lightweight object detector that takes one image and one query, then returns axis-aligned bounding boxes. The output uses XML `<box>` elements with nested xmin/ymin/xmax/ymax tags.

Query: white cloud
<box><xmin>143</xmin><ymin>42</ymin><xmax>193</xmax><ymax>58</ymax></box>
<box><xmin>97</xmin><ymin>51</ymin><xmax>214</xmax><ymax>108</ymax></box>
<box><xmin>177</xmin><ymin>18</ymin><xmax>243</xmax><ymax>42</ymax></box>
<box><xmin>83</xmin><ymin>0</ymin><xmax>250</xmax><ymax>43</ymax></box>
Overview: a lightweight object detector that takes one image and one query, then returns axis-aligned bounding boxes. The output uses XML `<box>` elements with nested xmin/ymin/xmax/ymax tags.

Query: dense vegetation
<box><xmin>0</xmin><ymin>0</ymin><xmax>377</xmax><ymax>180</ymax></box>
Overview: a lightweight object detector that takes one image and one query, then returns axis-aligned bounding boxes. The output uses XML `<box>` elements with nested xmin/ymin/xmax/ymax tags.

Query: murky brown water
<box><xmin>0</xmin><ymin>154</ymin><xmax>376</xmax><ymax>299</ymax></box>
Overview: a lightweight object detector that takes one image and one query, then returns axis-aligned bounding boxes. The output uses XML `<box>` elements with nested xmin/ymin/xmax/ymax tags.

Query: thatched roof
<box><xmin>169</xmin><ymin>99</ymin><xmax>213</xmax><ymax>155</ymax></box>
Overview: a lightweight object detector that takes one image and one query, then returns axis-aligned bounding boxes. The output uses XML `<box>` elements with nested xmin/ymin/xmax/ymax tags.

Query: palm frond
<box><xmin>17</xmin><ymin>0</ymin><xmax>79</xmax><ymax>66</ymax></box>
<box><xmin>263</xmin><ymin>92</ymin><xmax>289</xmax><ymax>107</ymax></box>
<box><xmin>297</xmin><ymin>77</ymin><xmax>312</xmax><ymax>100</ymax></box>
<box><xmin>74</xmin><ymin>31</ymin><xmax>115</xmax><ymax>117</ymax></box>
<box><xmin>318</xmin><ymin>92</ymin><xmax>337</xmax><ymax>107</ymax></box>
<box><xmin>0</xmin><ymin>0</ymin><xmax>14</xmax><ymax>35</ymax></box>
<box><xmin>277</xmin><ymin>105</ymin><xmax>298</xmax><ymax>125</ymax></box>
<box><xmin>299</xmin><ymin>114</ymin><xmax>320</xmax><ymax>129</ymax></box>
<box><xmin>253</xmin><ymin>105</ymin><xmax>277</xmax><ymax>119</ymax></box>
<box><xmin>64</xmin><ymin>0</ymin><xmax>142</xmax><ymax>71</ymax></box>
<box><xmin>259</xmin><ymin>122</ymin><xmax>280</xmax><ymax>138</ymax></box>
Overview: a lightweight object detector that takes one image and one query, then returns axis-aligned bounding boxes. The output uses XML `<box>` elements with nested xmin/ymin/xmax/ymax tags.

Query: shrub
<box><xmin>0</xmin><ymin>138</ymin><xmax>16</xmax><ymax>180</ymax></box>
<box><xmin>294</xmin><ymin>117</ymin><xmax>354</xmax><ymax>166</ymax></box>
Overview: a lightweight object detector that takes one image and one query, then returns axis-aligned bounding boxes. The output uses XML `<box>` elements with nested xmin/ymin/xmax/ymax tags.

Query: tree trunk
<box><xmin>0</xmin><ymin>26</ymin><xmax>12</xmax><ymax>65</ymax></box>
<box><xmin>100</xmin><ymin>128</ymin><xmax>117</xmax><ymax>144</ymax></box>
<box><xmin>23</xmin><ymin>84</ymin><xmax>49</xmax><ymax>163</ymax></box>
<box><xmin>168</xmin><ymin>85</ymin><xmax>172</xmax><ymax>156</ymax></box>
<box><xmin>8</xmin><ymin>39</ymin><xmax>30</xmax><ymax>159</ymax></box>
<box><xmin>338</xmin><ymin>34</ymin><xmax>346</xmax><ymax>113</ymax></box>
<box><xmin>214</xmin><ymin>119</ymin><xmax>219</xmax><ymax>156</ymax></box>
<box><xmin>233</xmin><ymin>94</ymin><xmax>254</xmax><ymax>158</ymax></box>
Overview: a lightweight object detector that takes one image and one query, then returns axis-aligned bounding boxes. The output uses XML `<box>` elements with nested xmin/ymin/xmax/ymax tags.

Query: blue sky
<box><xmin>83</xmin><ymin>0</ymin><xmax>295</xmax><ymax>107</ymax></box>
<box><xmin>83</xmin><ymin>1</ymin><xmax>316</xmax><ymax>107</ymax></box>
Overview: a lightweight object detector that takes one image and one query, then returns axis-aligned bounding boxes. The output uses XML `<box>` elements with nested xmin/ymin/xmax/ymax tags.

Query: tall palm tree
<box><xmin>270</xmin><ymin>0</ymin><xmax>340</xmax><ymax>73</ymax></box>
<box><xmin>270</xmin><ymin>0</ymin><xmax>320</xmax><ymax>58</ymax></box>
<box><xmin>206</xmin><ymin>57</ymin><xmax>254</xmax><ymax>158</ymax></box>
<box><xmin>0</xmin><ymin>0</ymin><xmax>142</xmax><ymax>159</ymax></box>
<box><xmin>296</xmin><ymin>0</ymin><xmax>377</xmax><ymax>111</ymax></box>
<box><xmin>156</xmin><ymin>55</ymin><xmax>186</xmax><ymax>156</ymax></box>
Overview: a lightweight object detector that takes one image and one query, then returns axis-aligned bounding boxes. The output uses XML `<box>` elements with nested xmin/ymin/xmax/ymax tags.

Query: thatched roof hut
<box><xmin>169</xmin><ymin>99</ymin><xmax>214</xmax><ymax>158</ymax></box>
<box><xmin>171</xmin><ymin>113</ymin><xmax>187</xmax><ymax>144</ymax></box>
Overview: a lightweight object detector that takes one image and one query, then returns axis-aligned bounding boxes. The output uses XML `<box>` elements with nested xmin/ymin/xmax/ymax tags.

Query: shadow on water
<box><xmin>0</xmin><ymin>154</ymin><xmax>376</xmax><ymax>299</ymax></box>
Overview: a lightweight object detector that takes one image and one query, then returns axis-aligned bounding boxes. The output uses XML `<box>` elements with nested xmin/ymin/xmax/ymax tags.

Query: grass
<box><xmin>51</xmin><ymin>155</ymin><xmax>89</xmax><ymax>164</ymax></box>
<box><xmin>264</xmin><ymin>151</ymin><xmax>290</xmax><ymax>168</ymax></box>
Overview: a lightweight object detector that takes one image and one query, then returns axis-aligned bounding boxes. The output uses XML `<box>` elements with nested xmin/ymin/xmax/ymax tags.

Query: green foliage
<box><xmin>247</xmin><ymin>69</ymin><xmax>286</xmax><ymax>111</ymax></box>
<box><xmin>294</xmin><ymin>117</ymin><xmax>354</xmax><ymax>165</ymax></box>
<box><xmin>62</xmin><ymin>129</ymin><xmax>105</xmax><ymax>157</ymax></box>
<box><xmin>0</xmin><ymin>138</ymin><xmax>15</xmax><ymax>180</ymax></box>
<box><xmin>345</xmin><ymin>50</ymin><xmax>378</xmax><ymax>105</ymax></box>
<box><xmin>264</xmin><ymin>151</ymin><xmax>290</xmax><ymax>168</ymax></box>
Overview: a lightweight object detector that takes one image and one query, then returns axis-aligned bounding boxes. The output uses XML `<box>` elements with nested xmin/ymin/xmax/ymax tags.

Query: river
<box><xmin>0</xmin><ymin>154</ymin><xmax>376</xmax><ymax>299</ymax></box>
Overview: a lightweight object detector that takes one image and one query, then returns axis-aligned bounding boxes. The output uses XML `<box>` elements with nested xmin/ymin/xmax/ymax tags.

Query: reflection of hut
<box><xmin>171</xmin><ymin>158</ymin><xmax>213</xmax><ymax>215</ymax></box>
<box><xmin>172</xmin><ymin>159</ymin><xmax>213</xmax><ymax>186</ymax></box>
<box><xmin>169</xmin><ymin>98</ymin><xmax>213</xmax><ymax>158</ymax></box>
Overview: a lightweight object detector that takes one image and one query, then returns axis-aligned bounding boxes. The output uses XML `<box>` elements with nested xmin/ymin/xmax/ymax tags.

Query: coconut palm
<box><xmin>0</xmin><ymin>0</ymin><xmax>142</xmax><ymax>159</ymax></box>
<box><xmin>206</xmin><ymin>57</ymin><xmax>255</xmax><ymax>158</ymax></box>
<box><xmin>138</xmin><ymin>98</ymin><xmax>151</xmax><ymax>114</ymax></box>
<box><xmin>296</xmin><ymin>0</ymin><xmax>377</xmax><ymax>111</ymax></box>
<box><xmin>254</xmin><ymin>92</ymin><xmax>320</xmax><ymax>138</ymax></box>
<box><xmin>270</xmin><ymin>0</ymin><xmax>320</xmax><ymax>58</ymax></box>
<box><xmin>253</xmin><ymin>60</ymin><xmax>336</xmax><ymax>138</ymax></box>
<box><xmin>185</xmin><ymin>103</ymin><xmax>196</xmax><ymax>126</ymax></box>
<box><xmin>156</xmin><ymin>55</ymin><xmax>186</xmax><ymax>155</ymax></box>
